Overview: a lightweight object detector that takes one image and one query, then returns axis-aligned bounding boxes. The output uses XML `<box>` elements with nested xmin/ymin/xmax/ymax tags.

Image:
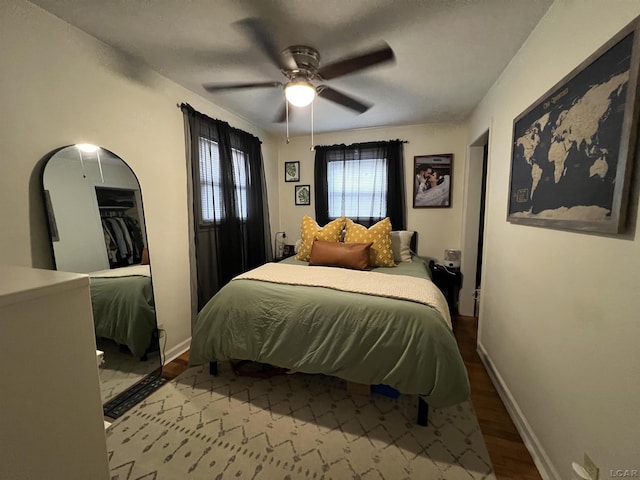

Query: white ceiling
<box><xmin>30</xmin><ymin>0</ymin><xmax>553</xmax><ymax>136</ymax></box>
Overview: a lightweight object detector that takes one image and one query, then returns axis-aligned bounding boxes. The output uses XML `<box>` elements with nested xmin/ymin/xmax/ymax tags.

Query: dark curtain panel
<box><xmin>182</xmin><ymin>104</ymin><xmax>272</xmax><ymax>309</ymax></box>
<box><xmin>314</xmin><ymin>140</ymin><xmax>406</xmax><ymax>229</ymax></box>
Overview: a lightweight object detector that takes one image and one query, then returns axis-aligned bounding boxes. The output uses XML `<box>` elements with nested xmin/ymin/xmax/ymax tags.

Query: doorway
<box><xmin>459</xmin><ymin>130</ymin><xmax>489</xmax><ymax>317</ymax></box>
<box><xmin>474</xmin><ymin>144</ymin><xmax>488</xmax><ymax>316</ymax></box>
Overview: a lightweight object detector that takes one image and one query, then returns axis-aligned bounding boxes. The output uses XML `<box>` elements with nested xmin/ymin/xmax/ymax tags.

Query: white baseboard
<box><xmin>162</xmin><ymin>337</ymin><xmax>191</xmax><ymax>366</ymax></box>
<box><xmin>476</xmin><ymin>341</ymin><xmax>560</xmax><ymax>480</ymax></box>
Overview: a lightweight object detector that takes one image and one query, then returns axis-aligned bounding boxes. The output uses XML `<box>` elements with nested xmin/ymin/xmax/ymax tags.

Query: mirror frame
<box><xmin>40</xmin><ymin>144</ymin><xmax>162</xmax><ymax>411</ymax></box>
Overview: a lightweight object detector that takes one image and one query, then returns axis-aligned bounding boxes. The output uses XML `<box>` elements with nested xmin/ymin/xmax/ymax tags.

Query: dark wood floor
<box><xmin>161</xmin><ymin>315</ymin><xmax>542</xmax><ymax>480</ymax></box>
<box><xmin>454</xmin><ymin>315</ymin><xmax>542</xmax><ymax>480</ymax></box>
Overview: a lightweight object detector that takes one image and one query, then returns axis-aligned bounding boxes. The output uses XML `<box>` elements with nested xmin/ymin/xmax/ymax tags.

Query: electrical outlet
<box><xmin>584</xmin><ymin>453</ymin><xmax>599</xmax><ymax>480</ymax></box>
<box><xmin>158</xmin><ymin>329</ymin><xmax>165</xmax><ymax>339</ymax></box>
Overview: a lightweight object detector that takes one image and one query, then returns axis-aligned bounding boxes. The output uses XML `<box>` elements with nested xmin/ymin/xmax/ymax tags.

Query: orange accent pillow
<box><xmin>344</xmin><ymin>217</ymin><xmax>395</xmax><ymax>267</ymax></box>
<box><xmin>309</xmin><ymin>239</ymin><xmax>372</xmax><ymax>270</ymax></box>
<box><xmin>295</xmin><ymin>216</ymin><xmax>346</xmax><ymax>261</ymax></box>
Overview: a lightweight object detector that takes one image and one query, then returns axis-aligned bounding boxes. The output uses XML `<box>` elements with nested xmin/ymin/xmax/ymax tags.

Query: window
<box><xmin>199</xmin><ymin>137</ymin><xmax>248</xmax><ymax>222</ymax></box>
<box><xmin>326</xmin><ymin>154</ymin><xmax>387</xmax><ymax>219</ymax></box>
<box><xmin>314</xmin><ymin>140</ymin><xmax>405</xmax><ymax>230</ymax></box>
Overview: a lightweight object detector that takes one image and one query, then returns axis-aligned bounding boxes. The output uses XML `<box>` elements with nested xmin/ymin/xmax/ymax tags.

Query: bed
<box><xmin>89</xmin><ymin>264</ymin><xmax>157</xmax><ymax>359</ymax></box>
<box><xmin>189</xmin><ymin>241</ymin><xmax>470</xmax><ymax>426</ymax></box>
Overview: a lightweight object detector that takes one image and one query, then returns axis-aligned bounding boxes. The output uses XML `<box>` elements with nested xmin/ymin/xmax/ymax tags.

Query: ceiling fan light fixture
<box><xmin>285</xmin><ymin>81</ymin><xmax>316</xmax><ymax>107</ymax></box>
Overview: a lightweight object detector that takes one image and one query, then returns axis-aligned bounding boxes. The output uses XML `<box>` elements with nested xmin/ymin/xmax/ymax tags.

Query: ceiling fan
<box><xmin>202</xmin><ymin>18</ymin><xmax>395</xmax><ymax>122</ymax></box>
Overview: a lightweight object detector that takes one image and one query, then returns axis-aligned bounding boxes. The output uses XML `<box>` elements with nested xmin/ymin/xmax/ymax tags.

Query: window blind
<box><xmin>199</xmin><ymin>137</ymin><xmax>248</xmax><ymax>222</ymax></box>
<box><xmin>327</xmin><ymin>156</ymin><xmax>387</xmax><ymax>219</ymax></box>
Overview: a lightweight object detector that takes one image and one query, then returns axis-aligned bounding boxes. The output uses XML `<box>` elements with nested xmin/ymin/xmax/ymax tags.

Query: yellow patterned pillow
<box><xmin>295</xmin><ymin>216</ymin><xmax>346</xmax><ymax>261</ymax></box>
<box><xmin>344</xmin><ymin>217</ymin><xmax>395</xmax><ymax>267</ymax></box>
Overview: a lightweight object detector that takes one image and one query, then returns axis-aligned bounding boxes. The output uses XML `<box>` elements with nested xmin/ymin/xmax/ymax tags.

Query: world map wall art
<box><xmin>507</xmin><ymin>16</ymin><xmax>640</xmax><ymax>234</ymax></box>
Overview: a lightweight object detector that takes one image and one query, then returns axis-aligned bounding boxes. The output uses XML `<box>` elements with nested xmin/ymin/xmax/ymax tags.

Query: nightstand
<box><xmin>273</xmin><ymin>244</ymin><xmax>296</xmax><ymax>262</ymax></box>
<box><xmin>429</xmin><ymin>262</ymin><xmax>463</xmax><ymax>318</ymax></box>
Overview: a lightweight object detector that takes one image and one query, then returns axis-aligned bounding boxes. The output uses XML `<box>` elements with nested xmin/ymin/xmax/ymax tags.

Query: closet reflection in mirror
<box><xmin>41</xmin><ymin>144</ymin><xmax>160</xmax><ymax>406</ymax></box>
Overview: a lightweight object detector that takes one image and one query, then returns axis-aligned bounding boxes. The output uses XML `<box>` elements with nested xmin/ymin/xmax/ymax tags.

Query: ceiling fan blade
<box><xmin>274</xmin><ymin>102</ymin><xmax>288</xmax><ymax>123</ymax></box>
<box><xmin>317</xmin><ymin>43</ymin><xmax>395</xmax><ymax>80</ymax></box>
<box><xmin>203</xmin><ymin>81</ymin><xmax>282</xmax><ymax>92</ymax></box>
<box><xmin>317</xmin><ymin>86</ymin><xmax>372</xmax><ymax>114</ymax></box>
<box><xmin>235</xmin><ymin>17</ymin><xmax>297</xmax><ymax>71</ymax></box>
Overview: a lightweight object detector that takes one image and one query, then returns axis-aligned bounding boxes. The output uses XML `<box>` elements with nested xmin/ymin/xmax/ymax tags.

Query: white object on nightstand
<box><xmin>96</xmin><ymin>349</ymin><xmax>105</xmax><ymax>366</ymax></box>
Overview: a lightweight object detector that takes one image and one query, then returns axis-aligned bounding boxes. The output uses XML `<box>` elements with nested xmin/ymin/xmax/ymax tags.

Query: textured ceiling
<box><xmin>30</xmin><ymin>0</ymin><xmax>553</xmax><ymax>136</ymax></box>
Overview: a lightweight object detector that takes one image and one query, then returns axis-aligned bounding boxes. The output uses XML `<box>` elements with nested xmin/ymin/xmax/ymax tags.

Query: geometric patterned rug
<box><xmin>97</xmin><ymin>337</ymin><xmax>161</xmax><ymax>404</ymax></box>
<box><xmin>107</xmin><ymin>362</ymin><xmax>495</xmax><ymax>479</ymax></box>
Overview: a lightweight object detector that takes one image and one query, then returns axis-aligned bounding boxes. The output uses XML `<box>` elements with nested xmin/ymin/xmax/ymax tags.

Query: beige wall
<box><xmin>276</xmin><ymin>123</ymin><xmax>468</xmax><ymax>268</ymax></box>
<box><xmin>468</xmin><ymin>1</ymin><xmax>640</xmax><ymax>478</ymax></box>
<box><xmin>0</xmin><ymin>1</ymin><xmax>279</xmax><ymax>359</ymax></box>
<box><xmin>6</xmin><ymin>0</ymin><xmax>639</xmax><ymax>477</ymax></box>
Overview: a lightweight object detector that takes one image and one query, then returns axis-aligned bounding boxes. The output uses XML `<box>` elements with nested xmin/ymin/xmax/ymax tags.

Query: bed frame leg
<box><xmin>417</xmin><ymin>397</ymin><xmax>429</xmax><ymax>426</ymax></box>
<box><xmin>209</xmin><ymin>361</ymin><xmax>218</xmax><ymax>376</ymax></box>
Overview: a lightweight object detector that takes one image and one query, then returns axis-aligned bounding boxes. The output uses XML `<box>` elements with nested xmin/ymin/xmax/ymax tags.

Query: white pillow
<box><xmin>391</xmin><ymin>230</ymin><xmax>414</xmax><ymax>263</ymax></box>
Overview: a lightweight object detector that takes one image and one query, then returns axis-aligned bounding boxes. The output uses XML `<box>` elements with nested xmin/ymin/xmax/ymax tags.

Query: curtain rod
<box><xmin>177</xmin><ymin>104</ymin><xmax>408</xmax><ymax>147</ymax></box>
<box><xmin>313</xmin><ymin>139</ymin><xmax>409</xmax><ymax>149</ymax></box>
<box><xmin>178</xmin><ymin>102</ymin><xmax>262</xmax><ymax>144</ymax></box>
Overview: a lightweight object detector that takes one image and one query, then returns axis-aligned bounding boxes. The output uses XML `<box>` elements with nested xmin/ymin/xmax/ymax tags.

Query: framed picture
<box><xmin>285</xmin><ymin>161</ymin><xmax>300</xmax><ymax>182</ymax></box>
<box><xmin>413</xmin><ymin>154</ymin><xmax>453</xmax><ymax>208</ymax></box>
<box><xmin>295</xmin><ymin>184</ymin><xmax>311</xmax><ymax>205</ymax></box>
<box><xmin>507</xmin><ymin>17</ymin><xmax>640</xmax><ymax>234</ymax></box>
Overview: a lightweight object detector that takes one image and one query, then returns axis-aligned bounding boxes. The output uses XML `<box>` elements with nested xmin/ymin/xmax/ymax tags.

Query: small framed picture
<box><xmin>285</xmin><ymin>161</ymin><xmax>300</xmax><ymax>182</ymax></box>
<box><xmin>413</xmin><ymin>154</ymin><xmax>453</xmax><ymax>208</ymax></box>
<box><xmin>295</xmin><ymin>184</ymin><xmax>311</xmax><ymax>205</ymax></box>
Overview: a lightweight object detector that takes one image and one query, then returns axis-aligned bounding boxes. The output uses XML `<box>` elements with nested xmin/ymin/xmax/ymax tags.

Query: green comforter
<box><xmin>190</xmin><ymin>258</ymin><xmax>469</xmax><ymax>408</ymax></box>
<box><xmin>90</xmin><ymin>275</ymin><xmax>156</xmax><ymax>358</ymax></box>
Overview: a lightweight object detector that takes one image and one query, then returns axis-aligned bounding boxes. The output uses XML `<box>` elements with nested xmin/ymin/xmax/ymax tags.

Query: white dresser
<box><xmin>0</xmin><ymin>266</ymin><xmax>109</xmax><ymax>480</ymax></box>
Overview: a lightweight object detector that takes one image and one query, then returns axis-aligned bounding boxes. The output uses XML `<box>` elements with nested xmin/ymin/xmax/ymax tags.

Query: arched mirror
<box><xmin>41</xmin><ymin>144</ymin><xmax>160</xmax><ymax>411</ymax></box>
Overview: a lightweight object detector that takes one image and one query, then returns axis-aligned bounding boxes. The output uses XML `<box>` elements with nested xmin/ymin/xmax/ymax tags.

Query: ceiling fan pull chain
<box><xmin>77</xmin><ymin>149</ymin><xmax>87</xmax><ymax>179</ymax></box>
<box><xmin>96</xmin><ymin>149</ymin><xmax>105</xmax><ymax>183</ymax></box>
<box><xmin>286</xmin><ymin>100</ymin><xmax>290</xmax><ymax>144</ymax></box>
